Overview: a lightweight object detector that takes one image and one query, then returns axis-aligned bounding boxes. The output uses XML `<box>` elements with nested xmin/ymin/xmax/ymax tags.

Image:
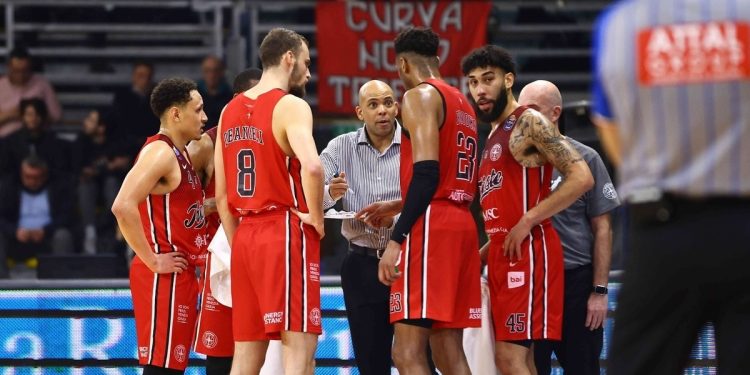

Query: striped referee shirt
<box><xmin>592</xmin><ymin>0</ymin><xmax>750</xmax><ymax>199</ymax></box>
<box><xmin>320</xmin><ymin>124</ymin><xmax>401</xmax><ymax>250</ymax></box>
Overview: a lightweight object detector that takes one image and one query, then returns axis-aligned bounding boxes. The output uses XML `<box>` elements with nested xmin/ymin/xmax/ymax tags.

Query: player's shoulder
<box><xmin>136</xmin><ymin>138</ymin><xmax>179</xmax><ymax>170</ymax></box>
<box><xmin>277</xmin><ymin>93</ymin><xmax>310</xmax><ymax>109</ymax></box>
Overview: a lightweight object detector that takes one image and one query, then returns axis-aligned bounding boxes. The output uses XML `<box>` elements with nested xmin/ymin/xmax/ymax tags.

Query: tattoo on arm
<box><xmin>526</xmin><ymin>112</ymin><xmax>583</xmax><ymax>173</ymax></box>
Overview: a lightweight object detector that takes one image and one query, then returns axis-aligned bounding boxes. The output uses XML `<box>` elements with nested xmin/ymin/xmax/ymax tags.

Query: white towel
<box><xmin>463</xmin><ymin>277</ymin><xmax>500</xmax><ymax>375</ymax></box>
<box><xmin>208</xmin><ymin>224</ymin><xmax>232</xmax><ymax>307</ymax></box>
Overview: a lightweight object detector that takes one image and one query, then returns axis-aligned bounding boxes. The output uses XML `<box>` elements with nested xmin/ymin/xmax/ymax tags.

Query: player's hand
<box><xmin>29</xmin><ymin>229</ymin><xmax>45</xmax><ymax>243</ymax></box>
<box><xmin>378</xmin><ymin>240</ymin><xmax>402</xmax><ymax>286</ymax></box>
<box><xmin>586</xmin><ymin>293</ymin><xmax>608</xmax><ymax>330</ymax></box>
<box><xmin>504</xmin><ymin>216</ymin><xmax>532</xmax><ymax>262</ymax></box>
<box><xmin>328</xmin><ymin>171</ymin><xmax>349</xmax><ymax>201</ymax></box>
<box><xmin>291</xmin><ymin>208</ymin><xmax>325</xmax><ymax>240</ymax></box>
<box><xmin>16</xmin><ymin>228</ymin><xmax>31</xmax><ymax>243</ymax></box>
<box><xmin>357</xmin><ymin>200</ymin><xmax>398</xmax><ymax>228</ymax></box>
<box><xmin>203</xmin><ymin>198</ymin><xmax>217</xmax><ymax>216</ymax></box>
<box><xmin>148</xmin><ymin>252</ymin><xmax>188</xmax><ymax>274</ymax></box>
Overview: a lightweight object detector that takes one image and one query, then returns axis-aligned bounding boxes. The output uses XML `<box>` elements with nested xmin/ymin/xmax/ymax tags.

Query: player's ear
<box><xmin>170</xmin><ymin>106</ymin><xmax>181</xmax><ymax>122</ymax></box>
<box><xmin>355</xmin><ymin>106</ymin><xmax>364</xmax><ymax>121</ymax></box>
<box><xmin>283</xmin><ymin>50</ymin><xmax>295</xmax><ymax>69</ymax></box>
<box><xmin>505</xmin><ymin>72</ymin><xmax>515</xmax><ymax>90</ymax></box>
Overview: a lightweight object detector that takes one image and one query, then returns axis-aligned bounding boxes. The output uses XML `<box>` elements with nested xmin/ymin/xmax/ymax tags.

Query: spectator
<box><xmin>0</xmin><ymin>47</ymin><xmax>62</xmax><ymax>138</ymax></box>
<box><xmin>0</xmin><ymin>99</ymin><xmax>74</xmax><ymax>184</ymax></box>
<box><xmin>0</xmin><ymin>155</ymin><xmax>75</xmax><ymax>278</ymax></box>
<box><xmin>75</xmin><ymin>110</ymin><xmax>130</xmax><ymax>254</ymax></box>
<box><xmin>108</xmin><ymin>61</ymin><xmax>159</xmax><ymax>158</ymax></box>
<box><xmin>197</xmin><ymin>55</ymin><xmax>233</xmax><ymax>126</ymax></box>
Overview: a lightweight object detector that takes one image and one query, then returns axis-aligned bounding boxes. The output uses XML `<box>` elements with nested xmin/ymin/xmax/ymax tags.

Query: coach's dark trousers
<box><xmin>341</xmin><ymin>244</ymin><xmax>393</xmax><ymax>375</ymax></box>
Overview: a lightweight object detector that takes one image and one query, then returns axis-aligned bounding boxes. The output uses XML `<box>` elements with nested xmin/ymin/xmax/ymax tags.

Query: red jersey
<box><xmin>137</xmin><ymin>134</ymin><xmax>208</xmax><ymax>266</ymax></box>
<box><xmin>220</xmin><ymin>89</ymin><xmax>308</xmax><ymax>216</ymax></box>
<box><xmin>400</xmin><ymin>79</ymin><xmax>479</xmax><ymax>204</ymax></box>
<box><xmin>203</xmin><ymin>126</ymin><xmax>220</xmax><ymax>239</ymax></box>
<box><xmin>478</xmin><ymin>106</ymin><xmax>555</xmax><ymax>238</ymax></box>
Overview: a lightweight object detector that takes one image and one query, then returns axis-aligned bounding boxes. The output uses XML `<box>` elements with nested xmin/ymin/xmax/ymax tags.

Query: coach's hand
<box><xmin>149</xmin><ymin>252</ymin><xmax>188</xmax><ymax>274</ymax></box>
<box><xmin>586</xmin><ymin>293</ymin><xmax>607</xmax><ymax>330</ymax></box>
<box><xmin>357</xmin><ymin>200</ymin><xmax>400</xmax><ymax>228</ymax></box>
<box><xmin>378</xmin><ymin>240</ymin><xmax>402</xmax><ymax>286</ymax></box>
<box><xmin>504</xmin><ymin>216</ymin><xmax>532</xmax><ymax>262</ymax></box>
<box><xmin>329</xmin><ymin>171</ymin><xmax>350</xmax><ymax>201</ymax></box>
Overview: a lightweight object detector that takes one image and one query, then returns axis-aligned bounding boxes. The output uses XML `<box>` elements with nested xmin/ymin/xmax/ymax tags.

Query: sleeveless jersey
<box><xmin>137</xmin><ymin>134</ymin><xmax>208</xmax><ymax>266</ymax></box>
<box><xmin>400</xmin><ymin>78</ymin><xmax>479</xmax><ymax>205</ymax></box>
<box><xmin>478</xmin><ymin>106</ymin><xmax>555</xmax><ymax>237</ymax></box>
<box><xmin>203</xmin><ymin>126</ymin><xmax>220</xmax><ymax>239</ymax></box>
<box><xmin>220</xmin><ymin>89</ymin><xmax>309</xmax><ymax>215</ymax></box>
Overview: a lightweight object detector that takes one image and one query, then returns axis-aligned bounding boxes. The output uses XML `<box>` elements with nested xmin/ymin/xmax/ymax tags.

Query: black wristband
<box><xmin>390</xmin><ymin>160</ymin><xmax>439</xmax><ymax>244</ymax></box>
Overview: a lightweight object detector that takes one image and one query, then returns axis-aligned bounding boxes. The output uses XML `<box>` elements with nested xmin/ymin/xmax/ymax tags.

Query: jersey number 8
<box><xmin>237</xmin><ymin>149</ymin><xmax>256</xmax><ymax>197</ymax></box>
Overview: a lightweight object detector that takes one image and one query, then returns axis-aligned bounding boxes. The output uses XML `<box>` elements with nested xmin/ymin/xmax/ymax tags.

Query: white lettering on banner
<box><xmin>358</xmin><ymin>39</ymin><xmax>450</xmax><ymax>72</ymax></box>
<box><xmin>639</xmin><ymin>22</ymin><xmax>750</xmax><ymax>85</ymax></box>
<box><xmin>71</xmin><ymin>317</ymin><xmax>123</xmax><ymax>359</ymax></box>
<box><xmin>327</xmin><ymin>75</ymin><xmax>470</xmax><ymax>109</ymax></box>
<box><xmin>4</xmin><ymin>332</ymin><xmax>43</xmax><ymax>360</ymax></box>
<box><xmin>345</xmin><ymin>2</ymin><xmax>460</xmax><ymax>33</ymax></box>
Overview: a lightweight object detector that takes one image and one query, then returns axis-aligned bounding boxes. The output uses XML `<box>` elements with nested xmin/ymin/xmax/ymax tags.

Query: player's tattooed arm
<box><xmin>503</xmin><ymin>110</ymin><xmax>594</xmax><ymax>261</ymax></box>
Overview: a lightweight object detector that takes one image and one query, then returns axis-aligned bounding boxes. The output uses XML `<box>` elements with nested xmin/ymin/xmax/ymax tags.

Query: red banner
<box><xmin>316</xmin><ymin>1</ymin><xmax>491</xmax><ymax>114</ymax></box>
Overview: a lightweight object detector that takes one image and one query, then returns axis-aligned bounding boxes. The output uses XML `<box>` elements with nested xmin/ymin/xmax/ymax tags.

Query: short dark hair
<box><xmin>19</xmin><ymin>98</ymin><xmax>49</xmax><ymax>123</ymax></box>
<box><xmin>394</xmin><ymin>27</ymin><xmax>439</xmax><ymax>57</ymax></box>
<box><xmin>9</xmin><ymin>46</ymin><xmax>30</xmax><ymax>60</ymax></box>
<box><xmin>133</xmin><ymin>60</ymin><xmax>154</xmax><ymax>71</ymax></box>
<box><xmin>461</xmin><ymin>45</ymin><xmax>517</xmax><ymax>76</ymax></box>
<box><xmin>232</xmin><ymin>68</ymin><xmax>262</xmax><ymax>94</ymax></box>
<box><xmin>259</xmin><ymin>28</ymin><xmax>308</xmax><ymax>69</ymax></box>
<box><xmin>22</xmin><ymin>154</ymin><xmax>48</xmax><ymax>171</ymax></box>
<box><xmin>150</xmin><ymin>77</ymin><xmax>197</xmax><ymax>117</ymax></box>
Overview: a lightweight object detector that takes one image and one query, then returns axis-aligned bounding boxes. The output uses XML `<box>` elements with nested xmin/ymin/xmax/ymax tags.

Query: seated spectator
<box><xmin>108</xmin><ymin>61</ymin><xmax>159</xmax><ymax>159</ymax></box>
<box><xmin>197</xmin><ymin>55</ymin><xmax>233</xmax><ymax>126</ymax></box>
<box><xmin>0</xmin><ymin>99</ymin><xmax>74</xmax><ymax>184</ymax></box>
<box><xmin>75</xmin><ymin>110</ymin><xmax>130</xmax><ymax>254</ymax></box>
<box><xmin>0</xmin><ymin>47</ymin><xmax>62</xmax><ymax>138</ymax></box>
<box><xmin>0</xmin><ymin>155</ymin><xmax>75</xmax><ymax>278</ymax></box>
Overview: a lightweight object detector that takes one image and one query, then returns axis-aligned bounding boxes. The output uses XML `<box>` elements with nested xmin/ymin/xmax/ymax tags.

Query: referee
<box><xmin>592</xmin><ymin>0</ymin><xmax>750</xmax><ymax>373</ymax></box>
<box><xmin>320</xmin><ymin>80</ymin><xmax>401</xmax><ymax>375</ymax></box>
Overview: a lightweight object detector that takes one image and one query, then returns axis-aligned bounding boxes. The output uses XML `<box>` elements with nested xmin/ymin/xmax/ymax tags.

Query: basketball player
<box><xmin>370</xmin><ymin>27</ymin><xmax>483</xmax><ymax>375</ymax></box>
<box><xmin>461</xmin><ymin>45</ymin><xmax>593</xmax><ymax>375</ymax></box>
<box><xmin>189</xmin><ymin>68</ymin><xmax>262</xmax><ymax>375</ymax></box>
<box><xmin>214</xmin><ymin>28</ymin><xmax>323</xmax><ymax>375</ymax></box>
<box><xmin>112</xmin><ymin>77</ymin><xmax>208</xmax><ymax>374</ymax></box>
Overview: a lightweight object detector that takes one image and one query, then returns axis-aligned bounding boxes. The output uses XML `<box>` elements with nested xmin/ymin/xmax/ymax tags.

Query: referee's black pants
<box><xmin>341</xmin><ymin>246</ymin><xmax>393</xmax><ymax>375</ymax></box>
<box><xmin>534</xmin><ymin>264</ymin><xmax>603</xmax><ymax>375</ymax></box>
<box><xmin>610</xmin><ymin>196</ymin><xmax>750</xmax><ymax>375</ymax></box>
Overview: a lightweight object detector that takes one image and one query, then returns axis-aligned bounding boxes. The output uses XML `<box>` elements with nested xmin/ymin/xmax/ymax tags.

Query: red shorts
<box><xmin>194</xmin><ymin>252</ymin><xmax>234</xmax><ymax>357</ymax></box>
<box><xmin>231</xmin><ymin>210</ymin><xmax>322</xmax><ymax>341</ymax></box>
<box><xmin>130</xmin><ymin>257</ymin><xmax>199</xmax><ymax>370</ymax></box>
<box><xmin>488</xmin><ymin>222</ymin><xmax>563</xmax><ymax>341</ymax></box>
<box><xmin>389</xmin><ymin>202</ymin><xmax>482</xmax><ymax>328</ymax></box>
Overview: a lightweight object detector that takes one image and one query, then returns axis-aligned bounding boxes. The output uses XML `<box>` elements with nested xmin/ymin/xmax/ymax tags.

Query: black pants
<box><xmin>341</xmin><ymin>248</ymin><xmax>393</xmax><ymax>375</ymax></box>
<box><xmin>534</xmin><ymin>264</ymin><xmax>602</xmax><ymax>375</ymax></box>
<box><xmin>610</xmin><ymin>196</ymin><xmax>750</xmax><ymax>375</ymax></box>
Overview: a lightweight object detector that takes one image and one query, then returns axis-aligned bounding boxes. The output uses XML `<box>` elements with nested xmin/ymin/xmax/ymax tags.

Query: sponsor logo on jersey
<box><xmin>184</xmin><ymin>201</ymin><xmax>206</xmax><ymax>229</ymax></box>
<box><xmin>309</xmin><ymin>308</ymin><xmax>322</xmax><ymax>327</ymax></box>
<box><xmin>503</xmin><ymin>115</ymin><xmax>517</xmax><ymax>131</ymax></box>
<box><xmin>469</xmin><ymin>307</ymin><xmax>482</xmax><ymax>320</ymax></box>
<box><xmin>486</xmin><ymin>226</ymin><xmax>509</xmax><ymax>235</ymax></box>
<box><xmin>483</xmin><ymin>208</ymin><xmax>499</xmax><ymax>221</ymax></box>
<box><xmin>490</xmin><ymin>143</ymin><xmax>503</xmax><ymax>161</ymax></box>
<box><xmin>603</xmin><ymin>182</ymin><xmax>618</xmax><ymax>200</ymax></box>
<box><xmin>174</xmin><ymin>345</ymin><xmax>186</xmax><ymax>363</ymax></box>
<box><xmin>508</xmin><ymin>271</ymin><xmax>525</xmax><ymax>289</ymax></box>
<box><xmin>479</xmin><ymin>169</ymin><xmax>503</xmax><ymax>201</ymax></box>
<box><xmin>448</xmin><ymin>189</ymin><xmax>474</xmax><ymax>203</ymax></box>
<box><xmin>139</xmin><ymin>346</ymin><xmax>149</xmax><ymax>358</ymax></box>
<box><xmin>202</xmin><ymin>331</ymin><xmax>218</xmax><ymax>349</ymax></box>
<box><xmin>264</xmin><ymin>311</ymin><xmax>284</xmax><ymax>325</ymax></box>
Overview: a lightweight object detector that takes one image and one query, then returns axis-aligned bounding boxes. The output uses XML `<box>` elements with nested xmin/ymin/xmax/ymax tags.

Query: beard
<box><xmin>288</xmin><ymin>64</ymin><xmax>307</xmax><ymax>98</ymax></box>
<box><xmin>469</xmin><ymin>85</ymin><xmax>509</xmax><ymax>123</ymax></box>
